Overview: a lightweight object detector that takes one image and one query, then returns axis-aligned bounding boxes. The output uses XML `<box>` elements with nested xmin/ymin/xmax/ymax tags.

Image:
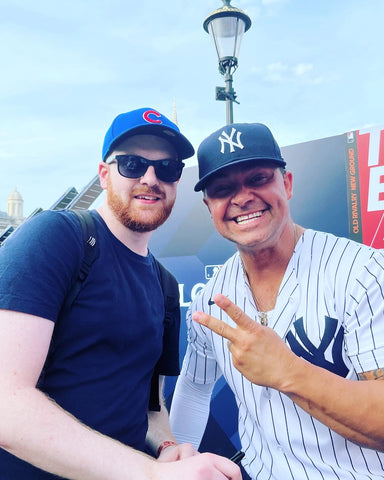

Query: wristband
<box><xmin>157</xmin><ymin>440</ymin><xmax>177</xmax><ymax>457</ymax></box>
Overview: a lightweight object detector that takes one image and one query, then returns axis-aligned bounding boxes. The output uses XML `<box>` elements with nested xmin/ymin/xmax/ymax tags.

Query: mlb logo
<box><xmin>205</xmin><ymin>265</ymin><xmax>223</xmax><ymax>280</ymax></box>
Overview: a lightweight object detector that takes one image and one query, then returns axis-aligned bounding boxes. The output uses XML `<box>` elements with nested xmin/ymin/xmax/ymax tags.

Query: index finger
<box><xmin>213</xmin><ymin>293</ymin><xmax>257</xmax><ymax>330</ymax></box>
<box><xmin>192</xmin><ymin>310</ymin><xmax>236</xmax><ymax>342</ymax></box>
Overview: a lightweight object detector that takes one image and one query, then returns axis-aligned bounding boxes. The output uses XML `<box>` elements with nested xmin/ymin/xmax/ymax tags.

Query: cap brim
<box><xmin>194</xmin><ymin>157</ymin><xmax>286</xmax><ymax>191</ymax></box>
<box><xmin>105</xmin><ymin>124</ymin><xmax>195</xmax><ymax>161</ymax></box>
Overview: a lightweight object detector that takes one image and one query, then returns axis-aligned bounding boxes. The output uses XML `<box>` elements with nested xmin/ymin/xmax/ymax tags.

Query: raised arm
<box><xmin>193</xmin><ymin>294</ymin><xmax>384</xmax><ymax>452</ymax></box>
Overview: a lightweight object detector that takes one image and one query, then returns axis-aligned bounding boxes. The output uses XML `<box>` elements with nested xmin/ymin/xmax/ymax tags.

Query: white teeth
<box><xmin>235</xmin><ymin>211</ymin><xmax>262</xmax><ymax>224</ymax></box>
<box><xmin>137</xmin><ymin>195</ymin><xmax>157</xmax><ymax>200</ymax></box>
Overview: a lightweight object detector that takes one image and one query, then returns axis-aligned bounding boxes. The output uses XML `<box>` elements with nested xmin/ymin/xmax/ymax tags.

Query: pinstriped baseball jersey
<box><xmin>181</xmin><ymin>229</ymin><xmax>384</xmax><ymax>479</ymax></box>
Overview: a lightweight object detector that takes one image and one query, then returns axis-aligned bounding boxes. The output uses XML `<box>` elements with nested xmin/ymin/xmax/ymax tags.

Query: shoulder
<box><xmin>6</xmin><ymin>210</ymin><xmax>81</xmax><ymax>246</ymax></box>
<box><xmin>300</xmin><ymin>230</ymin><xmax>384</xmax><ymax>295</ymax></box>
<box><xmin>0</xmin><ymin>210</ymin><xmax>84</xmax><ymax>320</ymax></box>
<box><xmin>0</xmin><ymin>209</ymin><xmax>84</xmax><ymax>275</ymax></box>
<box><xmin>301</xmin><ymin>229</ymin><xmax>382</xmax><ymax>264</ymax></box>
<box><xmin>191</xmin><ymin>252</ymin><xmax>241</xmax><ymax>310</ymax></box>
<box><xmin>208</xmin><ymin>252</ymin><xmax>241</xmax><ymax>285</ymax></box>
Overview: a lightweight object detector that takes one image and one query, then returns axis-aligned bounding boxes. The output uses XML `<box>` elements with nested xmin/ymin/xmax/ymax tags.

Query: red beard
<box><xmin>107</xmin><ymin>178</ymin><xmax>175</xmax><ymax>232</ymax></box>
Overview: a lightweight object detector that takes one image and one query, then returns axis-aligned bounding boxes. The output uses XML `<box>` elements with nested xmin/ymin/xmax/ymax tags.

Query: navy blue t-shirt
<box><xmin>0</xmin><ymin>210</ymin><xmax>178</xmax><ymax>479</ymax></box>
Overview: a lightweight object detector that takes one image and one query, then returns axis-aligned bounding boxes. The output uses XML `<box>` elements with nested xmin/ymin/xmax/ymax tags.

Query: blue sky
<box><xmin>1</xmin><ymin>0</ymin><xmax>383</xmax><ymax>216</ymax></box>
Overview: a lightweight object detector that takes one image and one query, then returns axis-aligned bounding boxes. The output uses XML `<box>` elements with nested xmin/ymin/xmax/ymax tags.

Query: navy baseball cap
<box><xmin>195</xmin><ymin>123</ymin><xmax>286</xmax><ymax>191</ymax></box>
<box><xmin>102</xmin><ymin>107</ymin><xmax>195</xmax><ymax>161</ymax></box>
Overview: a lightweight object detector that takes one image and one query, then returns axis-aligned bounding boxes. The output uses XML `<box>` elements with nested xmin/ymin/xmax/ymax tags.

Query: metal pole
<box><xmin>224</xmin><ymin>69</ymin><xmax>234</xmax><ymax>125</ymax></box>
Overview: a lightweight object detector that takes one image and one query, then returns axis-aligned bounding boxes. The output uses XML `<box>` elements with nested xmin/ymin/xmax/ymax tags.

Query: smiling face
<box><xmin>99</xmin><ymin>134</ymin><xmax>179</xmax><ymax>232</ymax></box>
<box><xmin>203</xmin><ymin>162</ymin><xmax>293</xmax><ymax>252</ymax></box>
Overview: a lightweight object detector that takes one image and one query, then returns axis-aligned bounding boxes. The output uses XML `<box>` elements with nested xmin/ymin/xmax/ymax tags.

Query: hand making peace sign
<box><xmin>192</xmin><ymin>293</ymin><xmax>299</xmax><ymax>391</ymax></box>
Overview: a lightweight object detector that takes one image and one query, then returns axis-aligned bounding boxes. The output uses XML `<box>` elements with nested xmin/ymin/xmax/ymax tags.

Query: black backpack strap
<box><xmin>39</xmin><ymin>210</ymin><xmax>98</xmax><ymax>388</ymax></box>
<box><xmin>148</xmin><ymin>260</ymin><xmax>181</xmax><ymax>411</ymax></box>
<box><xmin>61</xmin><ymin>210</ymin><xmax>98</xmax><ymax>313</ymax></box>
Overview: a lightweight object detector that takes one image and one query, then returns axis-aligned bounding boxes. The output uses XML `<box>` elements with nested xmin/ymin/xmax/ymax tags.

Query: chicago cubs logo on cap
<box><xmin>102</xmin><ymin>107</ymin><xmax>195</xmax><ymax>161</ymax></box>
<box><xmin>143</xmin><ymin>110</ymin><xmax>163</xmax><ymax>124</ymax></box>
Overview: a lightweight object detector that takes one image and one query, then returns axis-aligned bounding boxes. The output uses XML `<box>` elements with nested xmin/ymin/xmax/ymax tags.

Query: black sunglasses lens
<box><xmin>117</xmin><ymin>157</ymin><xmax>146</xmax><ymax>178</ymax></box>
<box><xmin>116</xmin><ymin>156</ymin><xmax>183</xmax><ymax>182</ymax></box>
<box><xmin>155</xmin><ymin>160</ymin><xmax>184</xmax><ymax>182</ymax></box>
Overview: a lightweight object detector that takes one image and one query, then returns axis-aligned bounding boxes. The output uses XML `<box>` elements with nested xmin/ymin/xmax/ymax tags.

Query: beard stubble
<box><xmin>107</xmin><ymin>178</ymin><xmax>175</xmax><ymax>232</ymax></box>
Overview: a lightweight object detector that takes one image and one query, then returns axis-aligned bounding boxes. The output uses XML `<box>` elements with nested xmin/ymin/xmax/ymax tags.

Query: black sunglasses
<box><xmin>108</xmin><ymin>155</ymin><xmax>184</xmax><ymax>183</ymax></box>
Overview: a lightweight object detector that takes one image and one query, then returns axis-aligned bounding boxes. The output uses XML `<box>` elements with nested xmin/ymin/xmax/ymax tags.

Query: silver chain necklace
<box><xmin>242</xmin><ymin>223</ymin><xmax>298</xmax><ymax>327</ymax></box>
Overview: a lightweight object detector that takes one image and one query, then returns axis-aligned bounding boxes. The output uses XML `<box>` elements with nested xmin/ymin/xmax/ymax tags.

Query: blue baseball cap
<box><xmin>195</xmin><ymin>122</ymin><xmax>286</xmax><ymax>191</ymax></box>
<box><xmin>102</xmin><ymin>107</ymin><xmax>195</xmax><ymax>161</ymax></box>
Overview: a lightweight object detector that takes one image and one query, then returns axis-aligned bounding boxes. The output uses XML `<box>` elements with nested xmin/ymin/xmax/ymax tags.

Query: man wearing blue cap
<box><xmin>0</xmin><ymin>109</ymin><xmax>241</xmax><ymax>480</ymax></box>
<box><xmin>170</xmin><ymin>122</ymin><xmax>384</xmax><ymax>479</ymax></box>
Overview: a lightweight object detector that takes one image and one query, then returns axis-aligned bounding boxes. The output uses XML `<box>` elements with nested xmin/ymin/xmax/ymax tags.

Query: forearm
<box><xmin>0</xmin><ymin>387</ymin><xmax>242</xmax><ymax>480</ymax></box>
<box><xmin>170</xmin><ymin>375</ymin><xmax>214</xmax><ymax>450</ymax></box>
<box><xmin>283</xmin><ymin>358</ymin><xmax>384</xmax><ymax>450</ymax></box>
<box><xmin>0</xmin><ymin>386</ymin><xmax>155</xmax><ymax>479</ymax></box>
<box><xmin>146</xmin><ymin>402</ymin><xmax>177</xmax><ymax>457</ymax></box>
<box><xmin>195</xmin><ymin>294</ymin><xmax>384</xmax><ymax>450</ymax></box>
<box><xmin>0</xmin><ymin>312</ymin><xmax>241</xmax><ymax>480</ymax></box>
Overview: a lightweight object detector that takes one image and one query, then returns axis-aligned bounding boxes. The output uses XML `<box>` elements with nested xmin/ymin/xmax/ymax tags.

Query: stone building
<box><xmin>0</xmin><ymin>188</ymin><xmax>25</xmax><ymax>232</ymax></box>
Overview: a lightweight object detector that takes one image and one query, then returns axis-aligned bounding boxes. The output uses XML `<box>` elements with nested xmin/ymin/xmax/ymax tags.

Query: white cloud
<box><xmin>259</xmin><ymin>61</ymin><xmax>334</xmax><ymax>85</ymax></box>
<box><xmin>265</xmin><ymin>62</ymin><xmax>289</xmax><ymax>82</ymax></box>
<box><xmin>294</xmin><ymin>63</ymin><xmax>313</xmax><ymax>76</ymax></box>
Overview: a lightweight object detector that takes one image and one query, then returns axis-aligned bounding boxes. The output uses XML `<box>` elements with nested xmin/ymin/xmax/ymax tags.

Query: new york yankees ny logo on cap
<box><xmin>194</xmin><ymin>122</ymin><xmax>286</xmax><ymax>191</ymax></box>
<box><xmin>218</xmin><ymin>128</ymin><xmax>244</xmax><ymax>153</ymax></box>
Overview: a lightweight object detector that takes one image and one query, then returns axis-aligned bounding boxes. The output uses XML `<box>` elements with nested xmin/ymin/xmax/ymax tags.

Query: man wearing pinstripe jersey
<box><xmin>170</xmin><ymin>122</ymin><xmax>384</xmax><ymax>479</ymax></box>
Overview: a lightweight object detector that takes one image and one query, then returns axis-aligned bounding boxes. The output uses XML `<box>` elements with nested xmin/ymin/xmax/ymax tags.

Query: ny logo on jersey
<box><xmin>218</xmin><ymin>128</ymin><xmax>244</xmax><ymax>154</ymax></box>
<box><xmin>286</xmin><ymin>316</ymin><xmax>349</xmax><ymax>377</ymax></box>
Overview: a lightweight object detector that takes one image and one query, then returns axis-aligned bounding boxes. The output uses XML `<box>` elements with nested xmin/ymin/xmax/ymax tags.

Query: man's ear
<box><xmin>98</xmin><ymin>162</ymin><xmax>109</xmax><ymax>190</ymax></box>
<box><xmin>203</xmin><ymin>197</ymin><xmax>212</xmax><ymax>215</ymax></box>
<box><xmin>284</xmin><ymin>171</ymin><xmax>293</xmax><ymax>200</ymax></box>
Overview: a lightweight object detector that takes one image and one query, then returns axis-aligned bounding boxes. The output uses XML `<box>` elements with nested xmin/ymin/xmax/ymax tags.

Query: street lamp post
<box><xmin>203</xmin><ymin>0</ymin><xmax>251</xmax><ymax>125</ymax></box>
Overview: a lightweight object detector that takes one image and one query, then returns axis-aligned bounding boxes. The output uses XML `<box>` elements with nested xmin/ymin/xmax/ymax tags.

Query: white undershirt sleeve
<box><xmin>169</xmin><ymin>374</ymin><xmax>215</xmax><ymax>450</ymax></box>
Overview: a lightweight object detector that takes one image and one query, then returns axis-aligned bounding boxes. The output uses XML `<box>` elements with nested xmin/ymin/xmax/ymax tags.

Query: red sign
<box><xmin>346</xmin><ymin>127</ymin><xmax>384</xmax><ymax>248</ymax></box>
